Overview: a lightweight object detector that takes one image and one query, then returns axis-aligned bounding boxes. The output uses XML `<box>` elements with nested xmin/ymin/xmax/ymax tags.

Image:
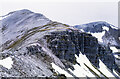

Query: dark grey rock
<box><xmin>44</xmin><ymin>29</ymin><xmax>119</xmax><ymax>71</ymax></box>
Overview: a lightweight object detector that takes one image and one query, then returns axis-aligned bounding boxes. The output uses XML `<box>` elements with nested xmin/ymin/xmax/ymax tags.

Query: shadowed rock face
<box><xmin>98</xmin><ymin>45</ymin><xmax>118</xmax><ymax>71</ymax></box>
<box><xmin>43</xmin><ymin>29</ymin><xmax>118</xmax><ymax>71</ymax></box>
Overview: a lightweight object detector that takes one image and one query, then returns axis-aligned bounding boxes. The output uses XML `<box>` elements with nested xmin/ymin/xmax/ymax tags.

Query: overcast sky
<box><xmin>0</xmin><ymin>0</ymin><xmax>119</xmax><ymax>26</ymax></box>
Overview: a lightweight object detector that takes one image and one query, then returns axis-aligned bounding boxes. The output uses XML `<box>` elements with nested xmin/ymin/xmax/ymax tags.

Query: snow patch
<box><xmin>70</xmin><ymin>53</ymin><xmax>117</xmax><ymax>77</ymax></box>
<box><xmin>28</xmin><ymin>43</ymin><xmax>41</xmax><ymax>46</ymax></box>
<box><xmin>110</xmin><ymin>47</ymin><xmax>118</xmax><ymax>52</ymax></box>
<box><xmin>110</xmin><ymin>25</ymin><xmax>118</xmax><ymax>29</ymax></box>
<box><xmin>80</xmin><ymin>29</ymin><xmax>84</xmax><ymax>32</ymax></box>
<box><xmin>113</xmin><ymin>69</ymin><xmax>120</xmax><ymax>77</ymax></box>
<box><xmin>68</xmin><ymin>54</ymin><xmax>96</xmax><ymax>77</ymax></box>
<box><xmin>90</xmin><ymin>31</ymin><xmax>105</xmax><ymax>42</ymax></box>
<box><xmin>77</xmin><ymin>53</ymin><xmax>101</xmax><ymax>77</ymax></box>
<box><xmin>51</xmin><ymin>63</ymin><xmax>73</xmax><ymax>77</ymax></box>
<box><xmin>114</xmin><ymin>55</ymin><xmax>120</xmax><ymax>59</ymax></box>
<box><xmin>103</xmin><ymin>26</ymin><xmax>109</xmax><ymax>31</ymax></box>
<box><xmin>0</xmin><ymin>57</ymin><xmax>13</xmax><ymax>69</ymax></box>
<box><xmin>99</xmin><ymin>60</ymin><xmax>115</xmax><ymax>77</ymax></box>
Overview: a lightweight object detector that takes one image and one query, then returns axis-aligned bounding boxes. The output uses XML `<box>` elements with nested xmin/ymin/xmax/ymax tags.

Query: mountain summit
<box><xmin>0</xmin><ymin>9</ymin><xmax>120</xmax><ymax>78</ymax></box>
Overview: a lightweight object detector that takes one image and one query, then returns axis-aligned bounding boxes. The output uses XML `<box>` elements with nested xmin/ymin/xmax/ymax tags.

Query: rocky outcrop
<box><xmin>98</xmin><ymin>45</ymin><xmax>119</xmax><ymax>71</ymax></box>
<box><xmin>44</xmin><ymin>29</ymin><xmax>119</xmax><ymax>71</ymax></box>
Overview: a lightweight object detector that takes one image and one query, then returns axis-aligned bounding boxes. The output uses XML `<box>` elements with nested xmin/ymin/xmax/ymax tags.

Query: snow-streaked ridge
<box><xmin>99</xmin><ymin>60</ymin><xmax>115</xmax><ymax>77</ymax></box>
<box><xmin>1</xmin><ymin>9</ymin><xmax>51</xmax><ymax>45</ymax></box>
<box><xmin>52</xmin><ymin>52</ymin><xmax>119</xmax><ymax>78</ymax></box>
<box><xmin>51</xmin><ymin>63</ymin><xmax>73</xmax><ymax>77</ymax></box>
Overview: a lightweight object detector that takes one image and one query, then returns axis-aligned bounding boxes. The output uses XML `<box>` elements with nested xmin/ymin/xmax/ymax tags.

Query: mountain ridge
<box><xmin>0</xmin><ymin>9</ymin><xmax>120</xmax><ymax>78</ymax></box>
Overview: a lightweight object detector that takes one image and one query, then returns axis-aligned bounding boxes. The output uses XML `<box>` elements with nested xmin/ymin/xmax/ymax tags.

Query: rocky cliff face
<box><xmin>74</xmin><ymin>21</ymin><xmax>120</xmax><ymax>70</ymax></box>
<box><xmin>0</xmin><ymin>9</ymin><xmax>120</xmax><ymax>78</ymax></box>
<box><xmin>44</xmin><ymin>29</ymin><xmax>119</xmax><ymax>72</ymax></box>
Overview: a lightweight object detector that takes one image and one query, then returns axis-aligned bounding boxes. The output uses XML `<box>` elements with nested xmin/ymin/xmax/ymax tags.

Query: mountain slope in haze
<box><xmin>0</xmin><ymin>9</ymin><xmax>120</xmax><ymax>78</ymax></box>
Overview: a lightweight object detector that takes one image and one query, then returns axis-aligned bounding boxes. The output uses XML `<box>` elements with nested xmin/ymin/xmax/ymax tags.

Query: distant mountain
<box><xmin>0</xmin><ymin>9</ymin><xmax>120</xmax><ymax>78</ymax></box>
<box><xmin>74</xmin><ymin>21</ymin><xmax>120</xmax><ymax>46</ymax></box>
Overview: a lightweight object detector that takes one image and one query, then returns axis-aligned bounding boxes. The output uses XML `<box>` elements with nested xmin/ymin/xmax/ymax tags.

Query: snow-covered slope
<box><xmin>0</xmin><ymin>9</ymin><xmax>120</xmax><ymax>78</ymax></box>
<box><xmin>52</xmin><ymin>52</ymin><xmax>119</xmax><ymax>78</ymax></box>
<box><xmin>0</xmin><ymin>9</ymin><xmax>50</xmax><ymax>46</ymax></box>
